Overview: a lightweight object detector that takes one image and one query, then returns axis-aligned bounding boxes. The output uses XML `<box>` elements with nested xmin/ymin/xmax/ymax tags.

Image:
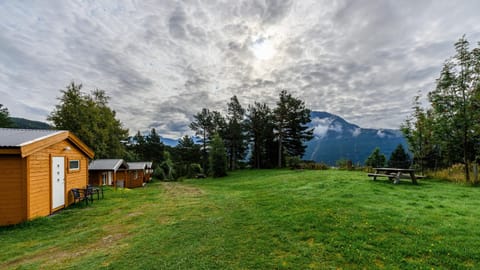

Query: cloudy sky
<box><xmin>1</xmin><ymin>1</ymin><xmax>480</xmax><ymax>138</ymax></box>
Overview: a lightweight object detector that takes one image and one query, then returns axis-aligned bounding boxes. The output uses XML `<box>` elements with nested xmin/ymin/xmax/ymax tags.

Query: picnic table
<box><xmin>368</xmin><ymin>167</ymin><xmax>420</xmax><ymax>184</ymax></box>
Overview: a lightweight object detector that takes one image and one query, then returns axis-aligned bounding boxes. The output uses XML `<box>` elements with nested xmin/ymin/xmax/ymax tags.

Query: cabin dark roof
<box><xmin>0</xmin><ymin>128</ymin><xmax>62</xmax><ymax>147</ymax></box>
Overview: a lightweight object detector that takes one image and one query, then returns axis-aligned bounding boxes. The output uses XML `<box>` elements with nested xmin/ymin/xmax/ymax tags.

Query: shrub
<box><xmin>299</xmin><ymin>161</ymin><xmax>329</xmax><ymax>170</ymax></box>
<box><xmin>189</xmin><ymin>163</ymin><xmax>203</xmax><ymax>177</ymax></box>
<box><xmin>336</xmin><ymin>159</ymin><xmax>353</xmax><ymax>170</ymax></box>
<box><xmin>286</xmin><ymin>156</ymin><xmax>302</xmax><ymax>170</ymax></box>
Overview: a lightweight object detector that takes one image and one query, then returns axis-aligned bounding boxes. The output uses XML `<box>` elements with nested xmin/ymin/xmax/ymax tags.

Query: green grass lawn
<box><xmin>2</xmin><ymin>169</ymin><xmax>480</xmax><ymax>269</ymax></box>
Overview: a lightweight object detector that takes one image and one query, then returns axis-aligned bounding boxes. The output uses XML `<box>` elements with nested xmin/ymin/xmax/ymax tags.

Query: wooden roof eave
<box><xmin>0</xmin><ymin>148</ymin><xmax>22</xmax><ymax>155</ymax></box>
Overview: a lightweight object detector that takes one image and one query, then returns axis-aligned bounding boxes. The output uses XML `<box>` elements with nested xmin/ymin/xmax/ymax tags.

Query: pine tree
<box><xmin>225</xmin><ymin>96</ymin><xmax>246</xmax><ymax>170</ymax></box>
<box><xmin>174</xmin><ymin>135</ymin><xmax>202</xmax><ymax>177</ymax></box>
<box><xmin>245</xmin><ymin>102</ymin><xmax>276</xmax><ymax>168</ymax></box>
<box><xmin>273</xmin><ymin>90</ymin><xmax>313</xmax><ymax>167</ymax></box>
<box><xmin>190</xmin><ymin>108</ymin><xmax>214</xmax><ymax>172</ymax></box>
<box><xmin>387</xmin><ymin>144</ymin><xmax>411</xmax><ymax>169</ymax></box>
<box><xmin>146</xmin><ymin>128</ymin><xmax>164</xmax><ymax>167</ymax></box>
<box><xmin>365</xmin><ymin>147</ymin><xmax>386</xmax><ymax>168</ymax></box>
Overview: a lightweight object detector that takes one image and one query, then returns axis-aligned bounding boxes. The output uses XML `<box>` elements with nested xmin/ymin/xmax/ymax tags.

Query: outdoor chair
<box><xmin>71</xmin><ymin>188</ymin><xmax>92</xmax><ymax>205</ymax></box>
<box><xmin>87</xmin><ymin>184</ymin><xmax>104</xmax><ymax>200</ymax></box>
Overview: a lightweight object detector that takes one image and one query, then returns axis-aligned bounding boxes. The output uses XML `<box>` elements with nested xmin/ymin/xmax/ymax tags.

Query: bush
<box><xmin>299</xmin><ymin>161</ymin><xmax>329</xmax><ymax>170</ymax></box>
<box><xmin>286</xmin><ymin>156</ymin><xmax>302</xmax><ymax>170</ymax></box>
<box><xmin>189</xmin><ymin>163</ymin><xmax>203</xmax><ymax>175</ymax></box>
<box><xmin>336</xmin><ymin>159</ymin><xmax>353</xmax><ymax>170</ymax></box>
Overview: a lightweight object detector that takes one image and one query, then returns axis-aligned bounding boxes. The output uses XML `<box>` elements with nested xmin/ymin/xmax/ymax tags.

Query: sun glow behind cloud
<box><xmin>250</xmin><ymin>35</ymin><xmax>276</xmax><ymax>60</ymax></box>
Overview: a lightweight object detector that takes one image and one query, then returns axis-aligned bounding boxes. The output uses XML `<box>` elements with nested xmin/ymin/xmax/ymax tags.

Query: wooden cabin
<box><xmin>88</xmin><ymin>159</ymin><xmax>128</xmax><ymax>187</ymax></box>
<box><xmin>0</xmin><ymin>128</ymin><xmax>94</xmax><ymax>226</ymax></box>
<box><xmin>125</xmin><ymin>162</ymin><xmax>147</xmax><ymax>188</ymax></box>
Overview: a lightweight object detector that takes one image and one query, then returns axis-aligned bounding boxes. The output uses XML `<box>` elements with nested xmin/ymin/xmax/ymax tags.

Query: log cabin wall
<box><xmin>126</xmin><ymin>170</ymin><xmax>144</xmax><ymax>188</ymax></box>
<box><xmin>0</xmin><ymin>156</ymin><xmax>26</xmax><ymax>225</ymax></box>
<box><xmin>88</xmin><ymin>171</ymin><xmax>104</xmax><ymax>186</ymax></box>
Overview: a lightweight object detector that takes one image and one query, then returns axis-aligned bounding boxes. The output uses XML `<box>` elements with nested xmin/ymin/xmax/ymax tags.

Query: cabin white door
<box><xmin>51</xmin><ymin>156</ymin><xmax>65</xmax><ymax>209</ymax></box>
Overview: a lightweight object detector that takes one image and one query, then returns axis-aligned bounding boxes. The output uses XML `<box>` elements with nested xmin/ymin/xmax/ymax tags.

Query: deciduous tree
<box><xmin>209</xmin><ymin>133</ymin><xmax>227</xmax><ymax>177</ymax></box>
<box><xmin>48</xmin><ymin>82</ymin><xmax>128</xmax><ymax>158</ymax></box>
<box><xmin>0</xmin><ymin>104</ymin><xmax>13</xmax><ymax>128</ymax></box>
<box><xmin>428</xmin><ymin>37</ymin><xmax>480</xmax><ymax>182</ymax></box>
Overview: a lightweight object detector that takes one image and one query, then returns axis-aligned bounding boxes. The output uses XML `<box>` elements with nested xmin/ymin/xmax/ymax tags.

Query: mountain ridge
<box><xmin>305</xmin><ymin>111</ymin><xmax>407</xmax><ymax>165</ymax></box>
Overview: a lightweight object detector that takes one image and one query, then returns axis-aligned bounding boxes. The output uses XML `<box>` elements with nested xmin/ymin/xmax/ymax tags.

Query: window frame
<box><xmin>69</xmin><ymin>159</ymin><xmax>80</xmax><ymax>171</ymax></box>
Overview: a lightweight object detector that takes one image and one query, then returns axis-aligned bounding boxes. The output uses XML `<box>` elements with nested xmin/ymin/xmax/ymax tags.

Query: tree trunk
<box><xmin>278</xmin><ymin>134</ymin><xmax>282</xmax><ymax>168</ymax></box>
<box><xmin>473</xmin><ymin>162</ymin><xmax>478</xmax><ymax>185</ymax></box>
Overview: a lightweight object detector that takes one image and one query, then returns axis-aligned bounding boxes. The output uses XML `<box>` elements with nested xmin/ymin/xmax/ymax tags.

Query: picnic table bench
<box><xmin>368</xmin><ymin>168</ymin><xmax>424</xmax><ymax>184</ymax></box>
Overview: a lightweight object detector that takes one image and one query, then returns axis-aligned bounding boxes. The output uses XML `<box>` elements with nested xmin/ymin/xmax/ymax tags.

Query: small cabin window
<box><xmin>69</xmin><ymin>160</ymin><xmax>80</xmax><ymax>171</ymax></box>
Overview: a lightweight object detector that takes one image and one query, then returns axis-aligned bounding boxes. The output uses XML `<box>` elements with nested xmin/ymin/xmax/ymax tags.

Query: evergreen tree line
<box><xmin>364</xmin><ymin>145</ymin><xmax>411</xmax><ymax>169</ymax></box>
<box><xmin>189</xmin><ymin>90</ymin><xmax>314</xmax><ymax>175</ymax></box>
<box><xmin>401</xmin><ymin>36</ymin><xmax>480</xmax><ymax>183</ymax></box>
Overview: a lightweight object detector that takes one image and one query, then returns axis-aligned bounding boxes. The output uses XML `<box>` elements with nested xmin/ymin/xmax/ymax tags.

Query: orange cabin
<box><xmin>0</xmin><ymin>128</ymin><xmax>94</xmax><ymax>226</ymax></box>
<box><xmin>125</xmin><ymin>162</ymin><xmax>148</xmax><ymax>188</ymax></box>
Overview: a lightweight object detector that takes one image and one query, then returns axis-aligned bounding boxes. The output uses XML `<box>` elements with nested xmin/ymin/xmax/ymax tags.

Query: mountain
<box><xmin>161</xmin><ymin>137</ymin><xmax>179</xmax><ymax>147</ymax></box>
<box><xmin>10</xmin><ymin>117</ymin><xmax>52</xmax><ymax>129</ymax></box>
<box><xmin>304</xmin><ymin>111</ymin><xmax>407</xmax><ymax>166</ymax></box>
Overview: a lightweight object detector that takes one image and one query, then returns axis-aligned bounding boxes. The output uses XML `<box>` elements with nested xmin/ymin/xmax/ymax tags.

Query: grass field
<box><xmin>1</xmin><ymin>169</ymin><xmax>480</xmax><ymax>269</ymax></box>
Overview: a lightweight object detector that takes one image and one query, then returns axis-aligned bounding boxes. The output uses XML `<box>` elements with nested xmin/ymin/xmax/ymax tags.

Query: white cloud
<box><xmin>1</xmin><ymin>1</ymin><xmax>480</xmax><ymax>137</ymax></box>
<box><xmin>352</xmin><ymin>128</ymin><xmax>361</xmax><ymax>137</ymax></box>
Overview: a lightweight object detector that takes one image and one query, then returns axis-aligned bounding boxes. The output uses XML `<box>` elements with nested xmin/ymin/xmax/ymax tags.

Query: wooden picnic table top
<box><xmin>373</xmin><ymin>167</ymin><xmax>415</xmax><ymax>172</ymax></box>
